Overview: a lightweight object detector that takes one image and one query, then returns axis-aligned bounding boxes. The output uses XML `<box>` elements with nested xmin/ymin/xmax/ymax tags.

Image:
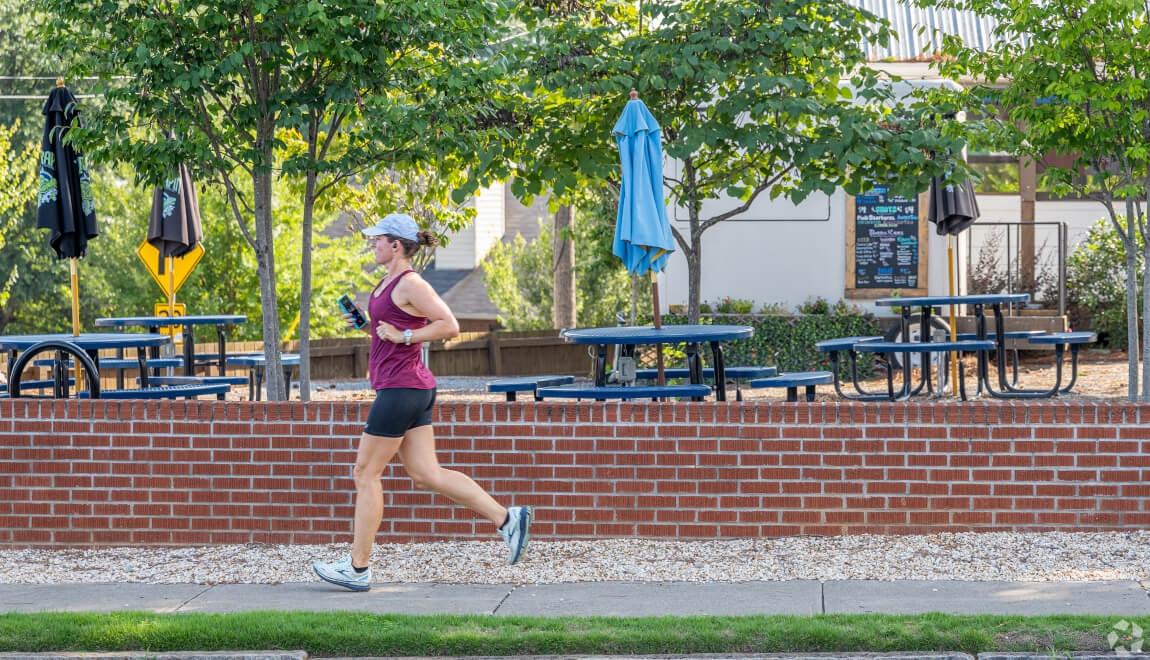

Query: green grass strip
<box><xmin>0</xmin><ymin>612</ymin><xmax>1125</xmax><ymax>656</ymax></box>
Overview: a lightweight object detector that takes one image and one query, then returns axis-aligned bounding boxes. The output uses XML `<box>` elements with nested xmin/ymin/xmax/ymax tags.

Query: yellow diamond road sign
<box><xmin>136</xmin><ymin>241</ymin><xmax>204</xmax><ymax>297</ymax></box>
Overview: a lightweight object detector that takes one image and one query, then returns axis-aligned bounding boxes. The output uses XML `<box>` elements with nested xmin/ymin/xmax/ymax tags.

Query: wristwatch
<box><xmin>402</xmin><ymin>329</ymin><xmax>413</xmax><ymax>346</ymax></box>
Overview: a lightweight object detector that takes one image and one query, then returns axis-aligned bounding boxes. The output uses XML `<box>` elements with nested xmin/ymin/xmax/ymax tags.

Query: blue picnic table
<box><xmin>560</xmin><ymin>324</ymin><xmax>753</xmax><ymax>402</ymax></box>
<box><xmin>95</xmin><ymin>315</ymin><xmax>246</xmax><ymax>378</ymax></box>
<box><xmin>872</xmin><ymin>293</ymin><xmax>1080</xmax><ymax>399</ymax></box>
<box><xmin>0</xmin><ymin>333</ymin><xmax>173</xmax><ymax>397</ymax></box>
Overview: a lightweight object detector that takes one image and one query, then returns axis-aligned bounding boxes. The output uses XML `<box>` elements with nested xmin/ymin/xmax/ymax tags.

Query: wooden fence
<box><xmin>1</xmin><ymin>330</ymin><xmax>591</xmax><ymax>386</ymax></box>
<box><xmin>290</xmin><ymin>330</ymin><xmax>590</xmax><ymax>378</ymax></box>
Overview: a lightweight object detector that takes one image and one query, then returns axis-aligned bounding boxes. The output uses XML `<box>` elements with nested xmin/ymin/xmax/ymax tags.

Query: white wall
<box><xmin>661</xmin><ymin>189</ymin><xmax>956</xmax><ymax>318</ymax></box>
<box><xmin>435</xmin><ymin>182</ymin><xmax>506</xmax><ymax>269</ymax></box>
<box><xmin>473</xmin><ymin>181</ymin><xmax>506</xmax><ymax>260</ymax></box>
<box><xmin>661</xmin><ymin>77</ymin><xmax>971</xmax><ymax>319</ymax></box>
<box><xmin>975</xmin><ymin>196</ymin><xmax>1107</xmax><ymax>250</ymax></box>
<box><xmin>661</xmin><ymin>193</ymin><xmax>1108</xmax><ymax>318</ymax></box>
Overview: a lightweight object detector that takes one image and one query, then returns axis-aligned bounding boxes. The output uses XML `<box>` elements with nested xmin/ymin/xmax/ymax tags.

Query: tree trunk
<box><xmin>1143</xmin><ymin>221</ymin><xmax>1150</xmax><ymax>402</ymax></box>
<box><xmin>253</xmin><ymin>161</ymin><xmax>286</xmax><ymax>401</ymax></box>
<box><xmin>298</xmin><ymin>170</ymin><xmax>316</xmax><ymax>402</ymax></box>
<box><xmin>1125</xmin><ymin>199</ymin><xmax>1139</xmax><ymax>401</ymax></box>
<box><xmin>684</xmin><ymin>158</ymin><xmax>703</xmax><ymax>324</ymax></box>
<box><xmin>686</xmin><ymin>242</ymin><xmax>701</xmax><ymax>324</ymax></box>
<box><xmin>297</xmin><ymin>118</ymin><xmax>320</xmax><ymax>403</ymax></box>
<box><xmin>551</xmin><ymin>205</ymin><xmax>576</xmax><ymax>329</ymax></box>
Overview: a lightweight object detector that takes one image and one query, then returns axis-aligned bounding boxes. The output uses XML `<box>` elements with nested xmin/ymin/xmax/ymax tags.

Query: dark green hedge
<box><xmin>659</xmin><ymin>312</ymin><xmax>883</xmax><ymax>377</ymax></box>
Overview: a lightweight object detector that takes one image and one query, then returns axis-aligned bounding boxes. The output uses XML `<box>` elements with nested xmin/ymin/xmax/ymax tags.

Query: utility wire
<box><xmin>0</xmin><ymin>75</ymin><xmax>120</xmax><ymax>99</ymax></box>
<box><xmin>0</xmin><ymin>95</ymin><xmax>98</xmax><ymax>99</ymax></box>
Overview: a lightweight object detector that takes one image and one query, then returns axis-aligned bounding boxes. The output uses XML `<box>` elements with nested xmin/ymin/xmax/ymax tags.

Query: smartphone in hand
<box><xmin>338</xmin><ymin>294</ymin><xmax>368</xmax><ymax>329</ymax></box>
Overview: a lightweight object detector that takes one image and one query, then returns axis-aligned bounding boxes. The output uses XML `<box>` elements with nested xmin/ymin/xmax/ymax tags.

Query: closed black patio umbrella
<box><xmin>35</xmin><ymin>78</ymin><xmax>97</xmax><ymax>336</ymax></box>
<box><xmin>147</xmin><ymin>162</ymin><xmax>203</xmax><ymax>311</ymax></box>
<box><xmin>928</xmin><ymin>172</ymin><xmax>980</xmax><ymax>237</ymax></box>
<box><xmin>928</xmin><ymin>166</ymin><xmax>981</xmax><ymax>387</ymax></box>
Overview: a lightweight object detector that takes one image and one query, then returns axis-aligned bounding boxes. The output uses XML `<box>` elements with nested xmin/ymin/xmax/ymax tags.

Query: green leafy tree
<box><xmin>483</xmin><ymin>233</ymin><xmax>553</xmax><ymax>330</ymax></box>
<box><xmin>272</xmin><ymin>3</ymin><xmax>509</xmax><ymax>399</ymax></box>
<box><xmin>0</xmin><ymin>0</ymin><xmax>66</xmax><ymax>146</ymax></box>
<box><xmin>506</xmin><ymin>0</ymin><xmax>964</xmax><ymax>323</ymax></box>
<box><xmin>82</xmin><ymin>163</ymin><xmax>362</xmax><ymax>342</ymax></box>
<box><xmin>483</xmin><ymin>184</ymin><xmax>641</xmax><ymax>330</ymax></box>
<box><xmin>0</xmin><ymin>119</ymin><xmax>61</xmax><ymax>331</ymax></box>
<box><xmin>924</xmin><ymin>0</ymin><xmax>1150</xmax><ymax>400</ymax></box>
<box><xmin>37</xmin><ymin>0</ymin><xmax>511</xmax><ymax>399</ymax></box>
<box><xmin>1066</xmin><ymin>218</ymin><xmax>1145</xmax><ymax>350</ymax></box>
<box><xmin>330</xmin><ymin>163</ymin><xmax>482</xmax><ymax>276</ymax></box>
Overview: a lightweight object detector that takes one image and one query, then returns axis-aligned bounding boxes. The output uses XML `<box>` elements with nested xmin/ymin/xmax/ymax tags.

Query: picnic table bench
<box><xmin>536</xmin><ymin>383</ymin><xmax>711</xmax><ymax>401</ymax></box>
<box><xmin>957</xmin><ymin>330</ymin><xmax>1094</xmax><ymax>399</ymax></box>
<box><xmin>82</xmin><ymin>382</ymin><xmax>232</xmax><ymax>400</ymax></box>
<box><xmin>854</xmin><ymin>340</ymin><xmax>995</xmax><ymax>401</ymax></box>
<box><xmin>816</xmin><ymin>336</ymin><xmax>886</xmax><ymax>401</ymax></box>
<box><xmin>1026</xmin><ymin>331</ymin><xmax>1095</xmax><ymax>395</ymax></box>
<box><xmin>487</xmin><ymin>375</ymin><xmax>576</xmax><ymax>401</ymax></box>
<box><xmin>224</xmin><ymin>353</ymin><xmax>300</xmax><ymax>401</ymax></box>
<box><xmin>955</xmin><ymin>330</ymin><xmax>1046</xmax><ymax>388</ymax></box>
<box><xmin>748</xmin><ymin>371</ymin><xmax>833</xmax><ymax>402</ymax></box>
<box><xmin>0</xmin><ymin>378</ymin><xmax>76</xmax><ymax>397</ymax></box>
<box><xmin>32</xmin><ymin>356</ymin><xmax>184</xmax><ymax>389</ymax></box>
<box><xmin>634</xmin><ymin>366</ymin><xmax>776</xmax><ymax>401</ymax></box>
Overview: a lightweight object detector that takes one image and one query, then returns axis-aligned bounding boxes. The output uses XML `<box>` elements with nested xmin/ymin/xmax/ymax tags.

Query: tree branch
<box><xmin>698</xmin><ymin>166</ymin><xmax>792</xmax><ymax>232</ymax></box>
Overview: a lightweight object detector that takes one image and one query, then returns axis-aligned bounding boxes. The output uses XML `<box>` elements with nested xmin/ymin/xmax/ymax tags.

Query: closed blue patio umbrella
<box><xmin>613</xmin><ymin>90</ymin><xmax>676</xmax><ymax>383</ymax></box>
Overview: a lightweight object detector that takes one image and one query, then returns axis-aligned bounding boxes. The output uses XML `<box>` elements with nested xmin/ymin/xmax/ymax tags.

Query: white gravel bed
<box><xmin>2</xmin><ymin>531</ymin><xmax>1148</xmax><ymax>585</ymax></box>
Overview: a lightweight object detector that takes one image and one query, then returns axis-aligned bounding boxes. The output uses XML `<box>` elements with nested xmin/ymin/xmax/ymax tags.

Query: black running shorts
<box><xmin>364</xmin><ymin>388</ymin><xmax>436</xmax><ymax>437</ymax></box>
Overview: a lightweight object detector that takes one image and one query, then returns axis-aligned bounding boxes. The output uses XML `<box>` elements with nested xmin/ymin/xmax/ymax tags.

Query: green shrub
<box><xmin>663</xmin><ymin>305</ymin><xmax>882</xmax><ymax>377</ymax></box>
<box><xmin>1065</xmin><ymin>218</ymin><xmax>1144</xmax><ymax>349</ymax></box>
<box><xmin>797</xmin><ymin>297</ymin><xmax>831</xmax><ymax>315</ymax></box>
<box><xmin>482</xmin><ymin>185</ymin><xmax>642</xmax><ymax>331</ymax></box>
<box><xmin>714</xmin><ymin>297</ymin><xmax>754</xmax><ymax>314</ymax></box>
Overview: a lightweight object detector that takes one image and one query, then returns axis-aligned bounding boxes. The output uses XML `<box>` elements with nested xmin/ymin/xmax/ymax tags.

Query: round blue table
<box><xmin>561</xmin><ymin>324</ymin><xmax>754</xmax><ymax>401</ymax></box>
<box><xmin>95</xmin><ymin>315</ymin><xmax>246</xmax><ymax>377</ymax></box>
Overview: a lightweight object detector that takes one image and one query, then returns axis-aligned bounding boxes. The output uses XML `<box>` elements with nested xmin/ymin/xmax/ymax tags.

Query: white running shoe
<box><xmin>498</xmin><ymin>505</ymin><xmax>533</xmax><ymax>565</ymax></box>
<box><xmin>312</xmin><ymin>555</ymin><xmax>371</xmax><ymax>592</ymax></box>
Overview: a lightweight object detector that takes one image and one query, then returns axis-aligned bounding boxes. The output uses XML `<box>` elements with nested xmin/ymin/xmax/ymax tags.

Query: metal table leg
<box><xmin>709</xmin><ymin>340</ymin><xmax>727</xmax><ymax>402</ymax></box>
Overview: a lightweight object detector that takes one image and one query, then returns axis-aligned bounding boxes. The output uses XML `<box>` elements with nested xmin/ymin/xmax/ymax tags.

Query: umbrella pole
<box><xmin>69</xmin><ymin>258</ymin><xmax>80</xmax><ymax>336</ymax></box>
<box><xmin>651</xmin><ymin>271</ymin><xmax>665</xmax><ymax>386</ymax></box>
<box><xmin>168</xmin><ymin>257</ymin><xmax>178</xmax><ymax>346</ymax></box>
<box><xmin>948</xmin><ymin>235</ymin><xmax>959</xmax><ymax>391</ymax></box>
<box><xmin>168</xmin><ymin>257</ymin><xmax>175</xmax><ymax>311</ymax></box>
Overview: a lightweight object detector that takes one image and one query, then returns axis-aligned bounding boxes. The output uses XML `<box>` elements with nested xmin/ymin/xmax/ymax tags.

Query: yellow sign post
<box><xmin>153</xmin><ymin>302</ymin><xmax>186</xmax><ymax>339</ymax></box>
<box><xmin>136</xmin><ymin>241</ymin><xmax>205</xmax><ymax>298</ymax></box>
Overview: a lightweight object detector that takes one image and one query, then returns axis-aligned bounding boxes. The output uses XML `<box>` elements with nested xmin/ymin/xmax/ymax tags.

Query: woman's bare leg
<box><xmin>351</xmin><ymin>431</ymin><xmax>403</xmax><ymax>567</ymax></box>
<box><xmin>399</xmin><ymin>425</ymin><xmax>506</xmax><ymax>526</ymax></box>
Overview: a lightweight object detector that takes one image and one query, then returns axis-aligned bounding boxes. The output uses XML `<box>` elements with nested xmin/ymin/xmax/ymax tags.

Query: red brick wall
<box><xmin>1</xmin><ymin>399</ymin><xmax>1148</xmax><ymax>546</ymax></box>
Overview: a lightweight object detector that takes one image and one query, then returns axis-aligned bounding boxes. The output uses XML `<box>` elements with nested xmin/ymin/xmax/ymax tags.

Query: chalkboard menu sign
<box><xmin>845</xmin><ymin>187</ymin><xmax>928</xmax><ymax>298</ymax></box>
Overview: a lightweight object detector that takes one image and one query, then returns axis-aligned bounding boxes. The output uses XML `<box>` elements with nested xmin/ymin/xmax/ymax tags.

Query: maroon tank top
<box><xmin>367</xmin><ymin>270</ymin><xmax>436</xmax><ymax>390</ymax></box>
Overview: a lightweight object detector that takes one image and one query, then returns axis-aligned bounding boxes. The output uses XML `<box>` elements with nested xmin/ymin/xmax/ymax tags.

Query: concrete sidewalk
<box><xmin>2</xmin><ymin>580</ymin><xmax>1148</xmax><ymax>616</ymax></box>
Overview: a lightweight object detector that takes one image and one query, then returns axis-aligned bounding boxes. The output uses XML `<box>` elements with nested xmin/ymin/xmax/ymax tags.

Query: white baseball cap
<box><xmin>362</xmin><ymin>213</ymin><xmax>419</xmax><ymax>242</ymax></box>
